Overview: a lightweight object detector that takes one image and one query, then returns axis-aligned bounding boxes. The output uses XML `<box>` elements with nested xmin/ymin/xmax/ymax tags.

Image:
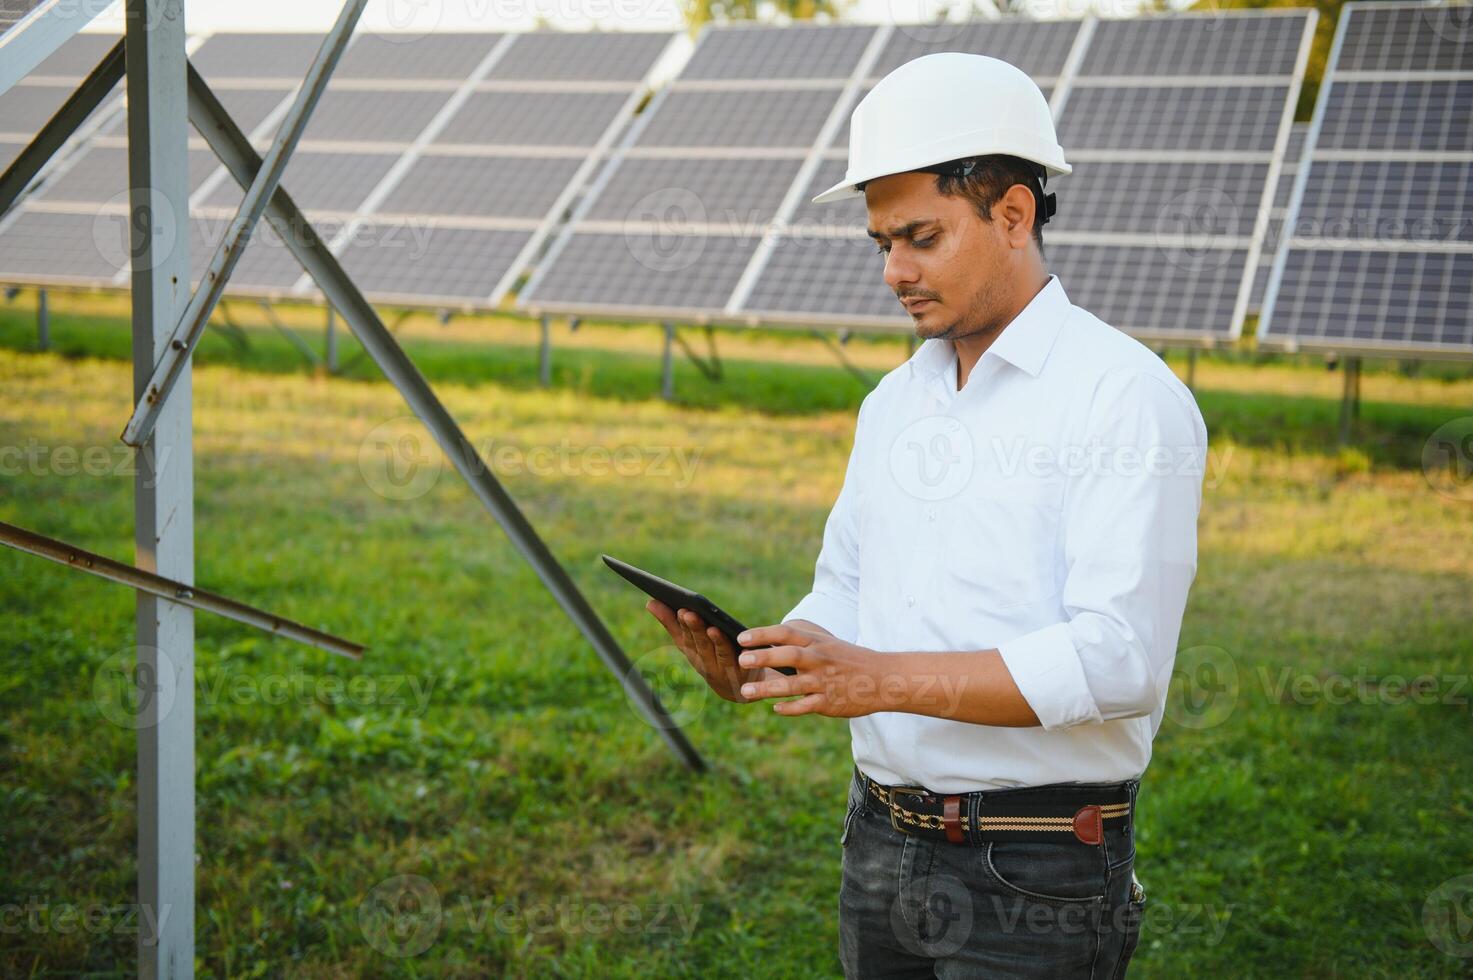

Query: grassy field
<box><xmin>2</xmin><ymin>290</ymin><xmax>1472</xmax><ymax>977</ymax></box>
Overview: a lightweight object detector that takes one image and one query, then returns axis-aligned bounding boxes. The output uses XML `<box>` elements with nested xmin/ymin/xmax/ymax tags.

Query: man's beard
<box><xmin>918</xmin><ymin>289</ymin><xmax>1004</xmax><ymax>344</ymax></box>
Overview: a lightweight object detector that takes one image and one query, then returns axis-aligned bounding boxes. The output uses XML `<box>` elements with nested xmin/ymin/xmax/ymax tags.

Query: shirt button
<box><xmin>906</xmin><ymin>595</ymin><xmax>915</xmax><ymax>607</ymax></box>
<box><xmin>926</xmin><ymin>508</ymin><xmax>936</xmax><ymax>522</ymax></box>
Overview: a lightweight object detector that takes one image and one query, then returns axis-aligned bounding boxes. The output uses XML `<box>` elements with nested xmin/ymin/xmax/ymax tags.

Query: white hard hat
<box><xmin>812</xmin><ymin>52</ymin><xmax>1071</xmax><ymax>211</ymax></box>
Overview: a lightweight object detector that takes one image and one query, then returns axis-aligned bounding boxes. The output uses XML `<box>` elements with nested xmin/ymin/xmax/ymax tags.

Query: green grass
<box><xmin>1</xmin><ymin>291</ymin><xmax>1472</xmax><ymax>977</ymax></box>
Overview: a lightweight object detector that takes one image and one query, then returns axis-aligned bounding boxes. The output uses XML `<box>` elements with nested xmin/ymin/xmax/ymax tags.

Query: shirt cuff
<box><xmin>996</xmin><ymin>623</ymin><xmax>1104</xmax><ymax>731</ymax></box>
<box><xmin>782</xmin><ymin>592</ymin><xmax>859</xmax><ymax>644</ymax></box>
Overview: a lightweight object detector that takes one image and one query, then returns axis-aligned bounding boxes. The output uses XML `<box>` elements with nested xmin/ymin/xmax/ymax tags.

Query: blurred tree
<box><xmin>680</xmin><ymin>0</ymin><xmax>858</xmax><ymax>36</ymax></box>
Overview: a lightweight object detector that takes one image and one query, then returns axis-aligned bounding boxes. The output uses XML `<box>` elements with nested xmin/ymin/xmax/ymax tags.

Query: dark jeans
<box><xmin>838</xmin><ymin>766</ymin><xmax>1146</xmax><ymax>978</ymax></box>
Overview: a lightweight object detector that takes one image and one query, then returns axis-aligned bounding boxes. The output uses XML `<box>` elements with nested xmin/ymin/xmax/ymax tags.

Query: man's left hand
<box><xmin>734</xmin><ymin>623</ymin><xmax>881</xmax><ymax>718</ymax></box>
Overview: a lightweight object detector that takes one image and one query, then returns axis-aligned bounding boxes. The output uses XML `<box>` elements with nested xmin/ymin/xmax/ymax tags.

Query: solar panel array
<box><xmin>519</xmin><ymin>23</ymin><xmax>883</xmax><ymax>320</ymax></box>
<box><xmin>1260</xmin><ymin>2</ymin><xmax>1473</xmax><ymax>357</ymax></box>
<box><xmin>1248</xmin><ymin>122</ymin><xmax>1308</xmax><ymax>310</ymax></box>
<box><xmin>0</xmin><ymin>29</ymin><xmax>676</xmax><ymax>307</ymax></box>
<box><xmin>522</xmin><ymin>12</ymin><xmax>1316</xmax><ymax>342</ymax></box>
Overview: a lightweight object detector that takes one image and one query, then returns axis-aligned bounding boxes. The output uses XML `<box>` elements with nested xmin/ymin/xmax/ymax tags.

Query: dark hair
<box><xmin>934</xmin><ymin>154</ymin><xmax>1047</xmax><ymax>251</ymax></box>
<box><xmin>858</xmin><ymin>154</ymin><xmax>1047</xmax><ymax>251</ymax></box>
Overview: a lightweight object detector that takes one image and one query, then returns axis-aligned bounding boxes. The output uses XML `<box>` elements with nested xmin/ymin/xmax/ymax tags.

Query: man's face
<box><xmin>864</xmin><ymin>171</ymin><xmax>1015</xmax><ymax>342</ymax></box>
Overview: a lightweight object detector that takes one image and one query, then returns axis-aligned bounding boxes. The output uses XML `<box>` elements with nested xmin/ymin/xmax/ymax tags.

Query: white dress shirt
<box><xmin>784</xmin><ymin>275</ymin><xmax>1208</xmax><ymax>793</ymax></box>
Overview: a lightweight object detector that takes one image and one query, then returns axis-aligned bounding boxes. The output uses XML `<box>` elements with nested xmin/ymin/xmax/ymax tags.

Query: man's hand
<box><xmin>644</xmin><ymin>599</ymin><xmax>784</xmax><ymax>703</ymax></box>
<box><xmin>731</xmin><ymin>623</ymin><xmax>882</xmax><ymax>718</ymax></box>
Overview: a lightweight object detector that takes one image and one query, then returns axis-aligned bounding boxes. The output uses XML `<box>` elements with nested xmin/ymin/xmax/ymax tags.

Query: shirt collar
<box><xmin>907</xmin><ymin>274</ymin><xmax>1071</xmax><ymax>383</ymax></box>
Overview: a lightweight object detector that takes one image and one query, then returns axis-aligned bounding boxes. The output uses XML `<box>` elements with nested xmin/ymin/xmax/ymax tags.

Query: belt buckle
<box><xmin>886</xmin><ymin>785</ymin><xmax>930</xmax><ymax>836</ymax></box>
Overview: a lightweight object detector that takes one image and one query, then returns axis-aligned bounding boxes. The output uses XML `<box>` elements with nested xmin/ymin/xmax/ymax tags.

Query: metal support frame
<box><xmin>672</xmin><ymin>325</ymin><xmax>722</xmax><ymax>382</ymax></box>
<box><xmin>661</xmin><ymin>321</ymin><xmax>675</xmax><ymax>401</ymax></box>
<box><xmin>257</xmin><ymin>299</ymin><xmax>324</xmax><ymax>369</ymax></box>
<box><xmin>121</xmin><ymin>0</ymin><xmax>368</xmax><ymax>449</ymax></box>
<box><xmin>125</xmin><ymin>3</ymin><xmax>194</xmax><ymax>974</ymax></box>
<box><xmin>181</xmin><ymin>63</ymin><xmax>704</xmax><ymax>771</ymax></box>
<box><xmin>539</xmin><ymin>314</ymin><xmax>552</xmax><ymax>387</ymax></box>
<box><xmin>0</xmin><ymin>521</ymin><xmax>362</xmax><ymax>659</ymax></box>
<box><xmin>0</xmin><ymin>38</ymin><xmax>125</xmax><ymax>218</ymax></box>
<box><xmin>36</xmin><ymin>287</ymin><xmax>49</xmax><ymax>351</ymax></box>
<box><xmin>810</xmin><ymin>330</ymin><xmax>878</xmax><ymax>389</ymax></box>
<box><xmin>1338</xmin><ymin>355</ymin><xmax>1362</xmax><ymax>445</ymax></box>
<box><xmin>325</xmin><ymin>306</ymin><xmax>338</xmax><ymax>373</ymax></box>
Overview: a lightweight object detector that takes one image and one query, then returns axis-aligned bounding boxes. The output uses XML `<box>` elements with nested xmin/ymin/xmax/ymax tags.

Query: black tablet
<box><xmin>601</xmin><ymin>554</ymin><xmax>797</xmax><ymax>677</ymax></box>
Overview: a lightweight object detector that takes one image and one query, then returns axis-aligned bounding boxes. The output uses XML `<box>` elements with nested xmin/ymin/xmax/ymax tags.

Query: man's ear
<box><xmin>995</xmin><ymin>184</ymin><xmax>1037</xmax><ymax>249</ymax></box>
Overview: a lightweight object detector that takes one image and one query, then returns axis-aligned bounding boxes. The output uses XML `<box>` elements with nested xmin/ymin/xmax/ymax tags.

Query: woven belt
<box><xmin>861</xmin><ymin>771</ymin><xmax>1133</xmax><ymax>847</ymax></box>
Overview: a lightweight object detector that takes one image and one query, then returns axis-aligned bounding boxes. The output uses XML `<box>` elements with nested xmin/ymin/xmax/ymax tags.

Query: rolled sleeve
<box><xmin>997</xmin><ymin>622</ymin><xmax>1102</xmax><ymax>730</ymax></box>
<box><xmin>999</xmin><ymin>369</ymin><xmax>1207</xmax><ymax>731</ymax></box>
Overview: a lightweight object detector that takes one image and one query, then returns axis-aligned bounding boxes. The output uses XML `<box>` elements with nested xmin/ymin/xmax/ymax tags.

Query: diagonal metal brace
<box><xmin>119</xmin><ymin>0</ymin><xmax>367</xmax><ymax>449</ymax></box>
<box><xmin>0</xmin><ymin>38</ymin><xmax>125</xmax><ymax>219</ymax></box>
<box><xmin>179</xmin><ymin>65</ymin><xmax>706</xmax><ymax>772</ymax></box>
<box><xmin>0</xmin><ymin>520</ymin><xmax>362</xmax><ymax>660</ymax></box>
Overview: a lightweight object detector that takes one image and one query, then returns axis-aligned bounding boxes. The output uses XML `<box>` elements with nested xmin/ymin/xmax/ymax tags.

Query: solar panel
<box><xmin>301</xmin><ymin>29</ymin><xmax>675</xmax><ymax>306</ymax></box>
<box><xmin>1261</xmin><ymin>1</ymin><xmax>1473</xmax><ymax>357</ymax></box>
<box><xmin>378</xmin><ymin>154</ymin><xmax>584</xmax><ymax>219</ymax></box>
<box><xmin>189</xmin><ymin>32</ymin><xmax>329</xmax><ymax>80</ymax></box>
<box><xmin>36</xmin><ymin>146</ymin><xmax>222</xmax><ymax>203</ymax></box>
<box><xmin>336</xmin><ymin>225</ymin><xmax>533</xmax><ymax>305</ymax></box>
<box><xmin>334</xmin><ymin>32</ymin><xmax>503</xmax><ymax>80</ymax></box>
<box><xmin>486</xmin><ymin>31</ymin><xmax>673</xmax><ymax>82</ymax></box>
<box><xmin>300</xmin><ymin>88</ymin><xmax>454</xmax><ymax>143</ymax></box>
<box><xmin>0</xmin><ymin>209</ymin><xmax>122</xmax><ymax>284</ymax></box>
<box><xmin>202</xmin><ymin>150</ymin><xmax>400</xmax><ymax>213</ymax></box>
<box><xmin>436</xmin><ymin>90</ymin><xmax>632</xmax><ymax>147</ymax></box>
<box><xmin>583</xmin><ymin>156</ymin><xmax>803</xmax><ymax>225</ymax></box>
<box><xmin>632</xmin><ymin>89</ymin><xmax>840</xmax><ymax>149</ymax></box>
<box><xmin>679</xmin><ymin>24</ymin><xmax>875</xmax><ymax>80</ymax></box>
<box><xmin>734</xmin><ymin>11</ymin><xmax>1312</xmax><ymax>337</ymax></box>
<box><xmin>524</xmin><ymin>230</ymin><xmax>761</xmax><ymax>315</ymax></box>
<box><xmin>869</xmin><ymin>20</ymin><xmax>1079</xmax><ymax>80</ymax></box>
<box><xmin>1038</xmin><ymin>10</ymin><xmax>1314</xmax><ymax>342</ymax></box>
<box><xmin>519</xmin><ymin>22</ymin><xmax>881</xmax><ymax>321</ymax></box>
<box><xmin>1248</xmin><ymin>121</ymin><xmax>1307</xmax><ymax>309</ymax></box>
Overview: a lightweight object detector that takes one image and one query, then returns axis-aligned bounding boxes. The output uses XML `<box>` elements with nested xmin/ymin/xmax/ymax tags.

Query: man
<box><xmin>646</xmin><ymin>52</ymin><xmax>1207</xmax><ymax>977</ymax></box>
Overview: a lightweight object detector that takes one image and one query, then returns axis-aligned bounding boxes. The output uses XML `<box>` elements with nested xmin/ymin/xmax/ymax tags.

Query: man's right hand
<box><xmin>644</xmin><ymin>599</ymin><xmax>818</xmax><ymax>703</ymax></box>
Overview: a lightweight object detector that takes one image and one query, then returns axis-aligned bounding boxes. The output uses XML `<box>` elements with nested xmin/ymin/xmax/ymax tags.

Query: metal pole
<box><xmin>1337</xmin><ymin>356</ymin><xmax>1355</xmax><ymax>445</ymax></box>
<box><xmin>0</xmin><ymin>521</ymin><xmax>362</xmax><ymax>659</ymax></box>
<box><xmin>126</xmin><ymin>2</ymin><xmax>194</xmax><ymax>974</ymax></box>
<box><xmin>661</xmin><ymin>321</ymin><xmax>674</xmax><ymax>401</ymax></box>
<box><xmin>121</xmin><ymin>0</ymin><xmax>368</xmax><ymax>449</ymax></box>
<box><xmin>0</xmin><ymin>39</ymin><xmax>125</xmax><ymax>218</ymax></box>
<box><xmin>539</xmin><ymin>314</ymin><xmax>551</xmax><ymax>387</ymax></box>
<box><xmin>325</xmin><ymin>305</ymin><xmax>337</xmax><ymax>373</ymax></box>
<box><xmin>36</xmin><ymin>288</ymin><xmax>49</xmax><ymax>351</ymax></box>
<box><xmin>184</xmin><ymin>68</ymin><xmax>705</xmax><ymax>772</ymax></box>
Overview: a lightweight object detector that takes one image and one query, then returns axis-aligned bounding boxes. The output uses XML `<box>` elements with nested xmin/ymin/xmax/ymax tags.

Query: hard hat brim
<box><xmin>811</xmin><ymin>157</ymin><xmax>1072</xmax><ymax>206</ymax></box>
